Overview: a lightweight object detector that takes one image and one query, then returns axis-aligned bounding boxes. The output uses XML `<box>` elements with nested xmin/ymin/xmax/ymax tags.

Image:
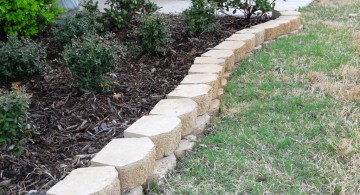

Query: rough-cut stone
<box><xmin>221</xmin><ymin>78</ymin><xmax>227</xmax><ymax>87</ymax></box>
<box><xmin>201</xmin><ymin>50</ymin><xmax>235</xmax><ymax>71</ymax></box>
<box><xmin>218</xmin><ymin>88</ymin><xmax>224</xmax><ymax>99</ymax></box>
<box><xmin>47</xmin><ymin>167</ymin><xmax>120</xmax><ymax>195</ymax></box>
<box><xmin>279</xmin><ymin>10</ymin><xmax>301</xmax><ymax>16</ymax></box>
<box><xmin>236</xmin><ymin>28</ymin><xmax>265</xmax><ymax>46</ymax></box>
<box><xmin>189</xmin><ymin>64</ymin><xmax>225</xmax><ymax>80</ymax></box>
<box><xmin>208</xmin><ymin>99</ymin><xmax>220</xmax><ymax>117</ymax></box>
<box><xmin>146</xmin><ymin>154</ymin><xmax>176</xmax><ymax>184</ymax></box>
<box><xmin>124</xmin><ymin>116</ymin><xmax>181</xmax><ymax>160</ymax></box>
<box><xmin>192</xmin><ymin>114</ymin><xmax>210</xmax><ymax>136</ymax></box>
<box><xmin>90</xmin><ymin>138</ymin><xmax>156</xmax><ymax>193</ymax></box>
<box><xmin>122</xmin><ymin>186</ymin><xmax>143</xmax><ymax>195</ymax></box>
<box><xmin>214</xmin><ymin>41</ymin><xmax>246</xmax><ymax>63</ymax></box>
<box><xmin>180</xmin><ymin>74</ymin><xmax>220</xmax><ymax>99</ymax></box>
<box><xmin>277</xmin><ymin>16</ymin><xmax>301</xmax><ymax>32</ymax></box>
<box><xmin>174</xmin><ymin>139</ymin><xmax>195</xmax><ymax>158</ymax></box>
<box><xmin>225</xmin><ymin>33</ymin><xmax>256</xmax><ymax>52</ymax></box>
<box><xmin>223</xmin><ymin>71</ymin><xmax>232</xmax><ymax>80</ymax></box>
<box><xmin>167</xmin><ymin>84</ymin><xmax>212</xmax><ymax>116</ymax></box>
<box><xmin>251</xmin><ymin>22</ymin><xmax>281</xmax><ymax>41</ymax></box>
<box><xmin>149</xmin><ymin>99</ymin><xmax>197</xmax><ymax>136</ymax></box>
<box><xmin>268</xmin><ymin>20</ymin><xmax>291</xmax><ymax>36</ymax></box>
<box><xmin>193</xmin><ymin>57</ymin><xmax>226</xmax><ymax>67</ymax></box>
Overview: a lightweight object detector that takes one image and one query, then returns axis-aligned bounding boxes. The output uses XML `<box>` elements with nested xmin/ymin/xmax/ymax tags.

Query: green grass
<box><xmin>152</xmin><ymin>0</ymin><xmax>360</xmax><ymax>194</ymax></box>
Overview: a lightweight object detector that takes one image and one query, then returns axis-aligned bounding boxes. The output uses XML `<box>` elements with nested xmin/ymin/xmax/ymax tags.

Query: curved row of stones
<box><xmin>47</xmin><ymin>10</ymin><xmax>302</xmax><ymax>195</ymax></box>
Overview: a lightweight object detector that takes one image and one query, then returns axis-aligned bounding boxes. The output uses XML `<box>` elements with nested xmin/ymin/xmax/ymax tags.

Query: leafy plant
<box><xmin>61</xmin><ymin>34</ymin><xmax>123</xmax><ymax>90</ymax></box>
<box><xmin>135</xmin><ymin>15</ymin><xmax>171</xmax><ymax>54</ymax></box>
<box><xmin>103</xmin><ymin>0</ymin><xmax>159</xmax><ymax>29</ymax></box>
<box><xmin>210</xmin><ymin>0</ymin><xmax>281</xmax><ymax>20</ymax></box>
<box><xmin>53</xmin><ymin>10</ymin><xmax>104</xmax><ymax>45</ymax></box>
<box><xmin>182</xmin><ymin>0</ymin><xmax>217</xmax><ymax>36</ymax></box>
<box><xmin>0</xmin><ymin>84</ymin><xmax>31</xmax><ymax>155</ymax></box>
<box><xmin>0</xmin><ymin>0</ymin><xmax>65</xmax><ymax>37</ymax></box>
<box><xmin>0</xmin><ymin>35</ymin><xmax>47</xmax><ymax>80</ymax></box>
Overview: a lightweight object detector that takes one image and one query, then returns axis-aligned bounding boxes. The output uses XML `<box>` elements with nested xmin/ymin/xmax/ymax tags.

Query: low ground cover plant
<box><xmin>182</xmin><ymin>0</ymin><xmax>218</xmax><ymax>36</ymax></box>
<box><xmin>0</xmin><ymin>0</ymin><xmax>64</xmax><ymax>37</ymax></box>
<box><xmin>0</xmin><ymin>35</ymin><xmax>47</xmax><ymax>81</ymax></box>
<box><xmin>0</xmin><ymin>85</ymin><xmax>31</xmax><ymax>155</ymax></box>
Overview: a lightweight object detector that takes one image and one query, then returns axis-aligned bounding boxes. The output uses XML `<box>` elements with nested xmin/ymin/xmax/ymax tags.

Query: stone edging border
<box><xmin>46</xmin><ymin>10</ymin><xmax>303</xmax><ymax>195</ymax></box>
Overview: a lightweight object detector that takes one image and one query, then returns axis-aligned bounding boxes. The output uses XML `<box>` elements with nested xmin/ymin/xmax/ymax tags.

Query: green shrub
<box><xmin>61</xmin><ymin>34</ymin><xmax>121</xmax><ymax>90</ymax></box>
<box><xmin>103</xmin><ymin>0</ymin><xmax>159</xmax><ymax>29</ymax></box>
<box><xmin>210</xmin><ymin>0</ymin><xmax>280</xmax><ymax>20</ymax></box>
<box><xmin>0</xmin><ymin>35</ymin><xmax>47</xmax><ymax>80</ymax></box>
<box><xmin>135</xmin><ymin>15</ymin><xmax>171</xmax><ymax>54</ymax></box>
<box><xmin>182</xmin><ymin>0</ymin><xmax>217</xmax><ymax>36</ymax></box>
<box><xmin>0</xmin><ymin>0</ymin><xmax>65</xmax><ymax>37</ymax></box>
<box><xmin>0</xmin><ymin>87</ymin><xmax>31</xmax><ymax>154</ymax></box>
<box><xmin>54</xmin><ymin>10</ymin><xmax>104</xmax><ymax>45</ymax></box>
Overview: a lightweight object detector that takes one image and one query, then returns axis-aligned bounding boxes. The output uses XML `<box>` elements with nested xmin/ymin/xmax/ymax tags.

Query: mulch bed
<box><xmin>0</xmin><ymin>14</ymin><xmax>269</xmax><ymax>195</ymax></box>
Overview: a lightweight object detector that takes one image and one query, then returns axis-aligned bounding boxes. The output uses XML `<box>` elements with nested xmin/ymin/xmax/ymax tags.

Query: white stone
<box><xmin>149</xmin><ymin>99</ymin><xmax>197</xmax><ymax>136</ymax></box>
<box><xmin>122</xmin><ymin>186</ymin><xmax>143</xmax><ymax>195</ymax></box>
<box><xmin>146</xmin><ymin>154</ymin><xmax>177</xmax><ymax>184</ymax></box>
<box><xmin>188</xmin><ymin>64</ymin><xmax>225</xmax><ymax>78</ymax></box>
<box><xmin>192</xmin><ymin>114</ymin><xmax>210</xmax><ymax>136</ymax></box>
<box><xmin>174</xmin><ymin>139</ymin><xmax>195</xmax><ymax>158</ymax></box>
<box><xmin>236</xmin><ymin>28</ymin><xmax>265</xmax><ymax>46</ymax></box>
<box><xmin>47</xmin><ymin>167</ymin><xmax>120</xmax><ymax>195</ymax></box>
<box><xmin>167</xmin><ymin>84</ymin><xmax>212</xmax><ymax>116</ymax></box>
<box><xmin>225</xmin><ymin>33</ymin><xmax>256</xmax><ymax>52</ymax></box>
<box><xmin>90</xmin><ymin>138</ymin><xmax>156</xmax><ymax>193</ymax></box>
<box><xmin>221</xmin><ymin>78</ymin><xmax>227</xmax><ymax>87</ymax></box>
<box><xmin>124</xmin><ymin>116</ymin><xmax>181</xmax><ymax>160</ymax></box>
<box><xmin>193</xmin><ymin>57</ymin><xmax>226</xmax><ymax>67</ymax></box>
<box><xmin>277</xmin><ymin>16</ymin><xmax>301</xmax><ymax>31</ymax></box>
<box><xmin>180</xmin><ymin>74</ymin><xmax>220</xmax><ymax>99</ymax></box>
<box><xmin>218</xmin><ymin>88</ymin><xmax>224</xmax><ymax>99</ymax></box>
<box><xmin>214</xmin><ymin>41</ymin><xmax>247</xmax><ymax>63</ymax></box>
<box><xmin>201</xmin><ymin>50</ymin><xmax>235</xmax><ymax>71</ymax></box>
<box><xmin>208</xmin><ymin>99</ymin><xmax>220</xmax><ymax>117</ymax></box>
<box><xmin>279</xmin><ymin>10</ymin><xmax>302</xmax><ymax>16</ymax></box>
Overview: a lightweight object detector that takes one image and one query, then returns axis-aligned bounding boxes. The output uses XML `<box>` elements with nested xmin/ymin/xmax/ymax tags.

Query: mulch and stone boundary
<box><xmin>46</xmin><ymin>10</ymin><xmax>303</xmax><ymax>195</ymax></box>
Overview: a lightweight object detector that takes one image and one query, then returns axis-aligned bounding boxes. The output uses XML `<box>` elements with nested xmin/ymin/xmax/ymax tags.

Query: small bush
<box><xmin>61</xmin><ymin>34</ymin><xmax>120</xmax><ymax>90</ymax></box>
<box><xmin>103</xmin><ymin>0</ymin><xmax>159</xmax><ymax>29</ymax></box>
<box><xmin>135</xmin><ymin>15</ymin><xmax>171</xmax><ymax>54</ymax></box>
<box><xmin>0</xmin><ymin>86</ymin><xmax>31</xmax><ymax>154</ymax></box>
<box><xmin>54</xmin><ymin>10</ymin><xmax>105</xmax><ymax>45</ymax></box>
<box><xmin>0</xmin><ymin>0</ymin><xmax>64</xmax><ymax>37</ymax></box>
<box><xmin>182</xmin><ymin>0</ymin><xmax>217</xmax><ymax>36</ymax></box>
<box><xmin>210</xmin><ymin>0</ymin><xmax>279</xmax><ymax>20</ymax></box>
<box><xmin>0</xmin><ymin>35</ymin><xmax>47</xmax><ymax>80</ymax></box>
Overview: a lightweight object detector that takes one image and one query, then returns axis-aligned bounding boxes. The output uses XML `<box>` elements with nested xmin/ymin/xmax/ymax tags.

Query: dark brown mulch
<box><xmin>0</xmin><ymin>15</ymin><xmax>269</xmax><ymax>195</ymax></box>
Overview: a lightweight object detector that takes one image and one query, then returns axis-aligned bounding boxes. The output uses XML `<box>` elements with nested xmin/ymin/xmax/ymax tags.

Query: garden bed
<box><xmin>0</xmin><ymin>14</ymin><xmax>269</xmax><ymax>194</ymax></box>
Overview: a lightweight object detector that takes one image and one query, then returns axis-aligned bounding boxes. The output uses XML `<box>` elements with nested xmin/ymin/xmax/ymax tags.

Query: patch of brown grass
<box><xmin>306</xmin><ymin>72</ymin><xmax>328</xmax><ymax>84</ymax></box>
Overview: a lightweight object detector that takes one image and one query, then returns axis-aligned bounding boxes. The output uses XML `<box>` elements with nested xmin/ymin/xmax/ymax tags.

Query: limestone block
<box><xmin>192</xmin><ymin>114</ymin><xmax>210</xmax><ymax>136</ymax></box>
<box><xmin>180</xmin><ymin>74</ymin><xmax>220</xmax><ymax>99</ymax></box>
<box><xmin>236</xmin><ymin>28</ymin><xmax>265</xmax><ymax>46</ymax></box>
<box><xmin>122</xmin><ymin>186</ymin><xmax>143</xmax><ymax>195</ymax></box>
<box><xmin>225</xmin><ymin>33</ymin><xmax>256</xmax><ymax>52</ymax></box>
<box><xmin>47</xmin><ymin>167</ymin><xmax>120</xmax><ymax>195</ymax></box>
<box><xmin>268</xmin><ymin>20</ymin><xmax>292</xmax><ymax>36</ymax></box>
<box><xmin>218</xmin><ymin>88</ymin><xmax>224</xmax><ymax>99</ymax></box>
<box><xmin>167</xmin><ymin>84</ymin><xmax>212</xmax><ymax>116</ymax></box>
<box><xmin>174</xmin><ymin>139</ymin><xmax>195</xmax><ymax>158</ymax></box>
<box><xmin>188</xmin><ymin>64</ymin><xmax>225</xmax><ymax>78</ymax></box>
<box><xmin>208</xmin><ymin>99</ymin><xmax>220</xmax><ymax>117</ymax></box>
<box><xmin>251</xmin><ymin>22</ymin><xmax>281</xmax><ymax>41</ymax></box>
<box><xmin>90</xmin><ymin>138</ymin><xmax>156</xmax><ymax>193</ymax></box>
<box><xmin>223</xmin><ymin>71</ymin><xmax>232</xmax><ymax>80</ymax></box>
<box><xmin>214</xmin><ymin>41</ymin><xmax>246</xmax><ymax>63</ymax></box>
<box><xmin>146</xmin><ymin>154</ymin><xmax>176</xmax><ymax>184</ymax></box>
<box><xmin>279</xmin><ymin>10</ymin><xmax>302</xmax><ymax>16</ymax></box>
<box><xmin>201</xmin><ymin>50</ymin><xmax>235</xmax><ymax>71</ymax></box>
<box><xmin>277</xmin><ymin>16</ymin><xmax>301</xmax><ymax>31</ymax></box>
<box><xmin>221</xmin><ymin>78</ymin><xmax>227</xmax><ymax>87</ymax></box>
<box><xmin>149</xmin><ymin>99</ymin><xmax>197</xmax><ymax>136</ymax></box>
<box><xmin>124</xmin><ymin>116</ymin><xmax>181</xmax><ymax>160</ymax></box>
<box><xmin>193</xmin><ymin>56</ymin><xmax>226</xmax><ymax>67</ymax></box>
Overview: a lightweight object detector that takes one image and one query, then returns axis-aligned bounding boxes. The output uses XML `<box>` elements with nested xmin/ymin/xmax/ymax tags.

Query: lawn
<box><xmin>153</xmin><ymin>0</ymin><xmax>360</xmax><ymax>194</ymax></box>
